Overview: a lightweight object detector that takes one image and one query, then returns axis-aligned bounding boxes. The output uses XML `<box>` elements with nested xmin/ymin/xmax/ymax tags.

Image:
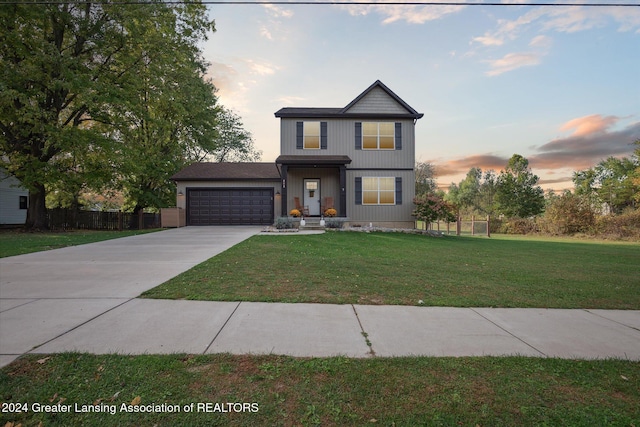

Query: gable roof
<box><xmin>274</xmin><ymin>80</ymin><xmax>423</xmax><ymax>120</ymax></box>
<box><xmin>341</xmin><ymin>80</ymin><xmax>422</xmax><ymax>117</ymax></box>
<box><xmin>171</xmin><ymin>162</ymin><xmax>280</xmax><ymax>181</ymax></box>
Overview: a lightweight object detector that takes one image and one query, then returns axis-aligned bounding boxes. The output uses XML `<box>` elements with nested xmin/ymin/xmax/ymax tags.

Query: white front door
<box><xmin>304</xmin><ymin>179</ymin><xmax>321</xmax><ymax>216</ymax></box>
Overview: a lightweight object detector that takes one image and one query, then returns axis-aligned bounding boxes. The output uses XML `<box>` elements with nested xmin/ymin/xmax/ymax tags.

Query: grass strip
<box><xmin>1</xmin><ymin>353</ymin><xmax>638</xmax><ymax>427</ymax></box>
<box><xmin>142</xmin><ymin>232</ymin><xmax>640</xmax><ymax>309</ymax></box>
<box><xmin>0</xmin><ymin>229</ymin><xmax>160</xmax><ymax>258</ymax></box>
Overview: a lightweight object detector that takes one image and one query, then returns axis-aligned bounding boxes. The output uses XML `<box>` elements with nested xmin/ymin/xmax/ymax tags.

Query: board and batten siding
<box><xmin>346</xmin><ymin>169</ymin><xmax>415</xmax><ymax>224</ymax></box>
<box><xmin>280</xmin><ymin>118</ymin><xmax>415</xmax><ymax>170</ymax></box>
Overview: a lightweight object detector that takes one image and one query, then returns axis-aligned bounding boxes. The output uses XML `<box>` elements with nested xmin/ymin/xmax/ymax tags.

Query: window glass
<box><xmin>362</xmin><ymin>177</ymin><xmax>395</xmax><ymax>205</ymax></box>
<box><xmin>304</xmin><ymin>122</ymin><xmax>320</xmax><ymax>149</ymax></box>
<box><xmin>363</xmin><ymin>177</ymin><xmax>377</xmax><ymax>191</ymax></box>
<box><xmin>379</xmin><ymin>136</ymin><xmax>394</xmax><ymax>149</ymax></box>
<box><xmin>363</xmin><ymin>191</ymin><xmax>379</xmax><ymax>204</ymax></box>
<box><xmin>363</xmin><ymin>136</ymin><xmax>377</xmax><ymax>149</ymax></box>
<box><xmin>379</xmin><ymin>122</ymin><xmax>394</xmax><ymax>135</ymax></box>
<box><xmin>379</xmin><ymin>191</ymin><xmax>395</xmax><ymax>205</ymax></box>
<box><xmin>363</xmin><ymin>122</ymin><xmax>378</xmax><ymax>135</ymax></box>
<box><xmin>362</xmin><ymin>122</ymin><xmax>395</xmax><ymax>150</ymax></box>
<box><xmin>379</xmin><ymin>177</ymin><xmax>395</xmax><ymax>191</ymax></box>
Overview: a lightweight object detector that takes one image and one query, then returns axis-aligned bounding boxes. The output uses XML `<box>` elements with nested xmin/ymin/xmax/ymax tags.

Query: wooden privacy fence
<box><xmin>416</xmin><ymin>215</ymin><xmax>491</xmax><ymax>237</ymax></box>
<box><xmin>47</xmin><ymin>209</ymin><xmax>160</xmax><ymax>231</ymax></box>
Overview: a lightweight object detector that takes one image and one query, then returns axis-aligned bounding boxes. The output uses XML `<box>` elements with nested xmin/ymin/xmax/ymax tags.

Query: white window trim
<box><xmin>362</xmin><ymin>122</ymin><xmax>395</xmax><ymax>151</ymax></box>
<box><xmin>362</xmin><ymin>177</ymin><xmax>396</xmax><ymax>205</ymax></box>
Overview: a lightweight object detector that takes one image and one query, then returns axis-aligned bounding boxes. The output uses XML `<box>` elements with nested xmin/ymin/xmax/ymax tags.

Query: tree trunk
<box><xmin>129</xmin><ymin>204</ymin><xmax>143</xmax><ymax>229</ymax></box>
<box><xmin>25</xmin><ymin>184</ymin><xmax>48</xmax><ymax>230</ymax></box>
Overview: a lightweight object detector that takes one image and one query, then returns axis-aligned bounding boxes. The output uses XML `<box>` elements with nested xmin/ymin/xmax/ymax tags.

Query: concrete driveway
<box><xmin>0</xmin><ymin>226</ymin><xmax>262</xmax><ymax>366</ymax></box>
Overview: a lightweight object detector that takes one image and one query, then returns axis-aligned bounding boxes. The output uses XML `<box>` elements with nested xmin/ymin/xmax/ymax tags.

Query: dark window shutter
<box><xmin>321</xmin><ymin>122</ymin><xmax>327</xmax><ymax>150</ymax></box>
<box><xmin>355</xmin><ymin>122</ymin><xmax>362</xmax><ymax>150</ymax></box>
<box><xmin>296</xmin><ymin>122</ymin><xmax>303</xmax><ymax>149</ymax></box>
<box><xmin>395</xmin><ymin>177</ymin><xmax>402</xmax><ymax>205</ymax></box>
<box><xmin>395</xmin><ymin>123</ymin><xmax>402</xmax><ymax>150</ymax></box>
<box><xmin>355</xmin><ymin>177</ymin><xmax>362</xmax><ymax>205</ymax></box>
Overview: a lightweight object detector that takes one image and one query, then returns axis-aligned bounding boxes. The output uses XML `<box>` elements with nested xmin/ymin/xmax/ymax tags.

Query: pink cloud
<box><xmin>485</xmin><ymin>52</ymin><xmax>543</xmax><ymax>76</ymax></box>
<box><xmin>559</xmin><ymin>114</ymin><xmax>619</xmax><ymax>137</ymax></box>
<box><xmin>432</xmin><ymin>154</ymin><xmax>509</xmax><ymax>177</ymax></box>
<box><xmin>531</xmin><ymin>116</ymin><xmax>639</xmax><ymax>170</ymax></box>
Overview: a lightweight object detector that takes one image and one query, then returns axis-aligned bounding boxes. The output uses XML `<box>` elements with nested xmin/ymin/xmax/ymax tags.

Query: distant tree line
<box><xmin>414</xmin><ymin>141</ymin><xmax>640</xmax><ymax>239</ymax></box>
<box><xmin>0</xmin><ymin>1</ymin><xmax>259</xmax><ymax>229</ymax></box>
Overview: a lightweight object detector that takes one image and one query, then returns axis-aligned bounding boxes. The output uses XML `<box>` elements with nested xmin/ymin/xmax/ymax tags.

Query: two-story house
<box><xmin>172</xmin><ymin>80</ymin><xmax>423</xmax><ymax>227</ymax></box>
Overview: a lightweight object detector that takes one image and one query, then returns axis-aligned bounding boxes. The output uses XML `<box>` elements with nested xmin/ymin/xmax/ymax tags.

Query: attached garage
<box><xmin>171</xmin><ymin>163</ymin><xmax>282</xmax><ymax>226</ymax></box>
<box><xmin>188</xmin><ymin>188</ymin><xmax>273</xmax><ymax>225</ymax></box>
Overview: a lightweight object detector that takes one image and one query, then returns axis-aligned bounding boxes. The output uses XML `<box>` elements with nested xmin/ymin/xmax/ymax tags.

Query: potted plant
<box><xmin>324</xmin><ymin>208</ymin><xmax>337</xmax><ymax>217</ymax></box>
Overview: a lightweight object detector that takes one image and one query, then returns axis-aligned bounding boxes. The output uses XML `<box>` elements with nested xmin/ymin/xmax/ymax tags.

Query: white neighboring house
<box><xmin>0</xmin><ymin>168</ymin><xmax>28</xmax><ymax>226</ymax></box>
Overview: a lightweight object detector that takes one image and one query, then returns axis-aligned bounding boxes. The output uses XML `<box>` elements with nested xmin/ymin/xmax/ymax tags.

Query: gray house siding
<box><xmin>343</xmin><ymin>86</ymin><xmax>409</xmax><ymax>115</ymax></box>
<box><xmin>280</xmin><ymin>118</ymin><xmax>415</xmax><ymax>168</ymax></box>
<box><xmin>275</xmin><ymin>81</ymin><xmax>422</xmax><ymax>227</ymax></box>
<box><xmin>0</xmin><ymin>169</ymin><xmax>28</xmax><ymax>225</ymax></box>
<box><xmin>346</xmin><ymin>169</ymin><xmax>414</xmax><ymax>225</ymax></box>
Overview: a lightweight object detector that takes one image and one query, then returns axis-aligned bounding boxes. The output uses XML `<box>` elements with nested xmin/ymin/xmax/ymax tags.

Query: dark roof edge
<box><xmin>172</xmin><ymin>177</ymin><xmax>280</xmax><ymax>182</ymax></box>
<box><xmin>274</xmin><ymin>111</ymin><xmax>423</xmax><ymax>119</ymax></box>
<box><xmin>275</xmin><ymin>155</ymin><xmax>352</xmax><ymax>165</ymax></box>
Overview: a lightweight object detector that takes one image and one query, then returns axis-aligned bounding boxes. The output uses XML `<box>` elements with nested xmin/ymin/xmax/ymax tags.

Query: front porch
<box><xmin>276</xmin><ymin>155</ymin><xmax>351</xmax><ymax>218</ymax></box>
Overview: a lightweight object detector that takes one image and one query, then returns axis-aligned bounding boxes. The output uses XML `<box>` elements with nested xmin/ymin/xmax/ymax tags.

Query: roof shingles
<box><xmin>171</xmin><ymin>162</ymin><xmax>280</xmax><ymax>181</ymax></box>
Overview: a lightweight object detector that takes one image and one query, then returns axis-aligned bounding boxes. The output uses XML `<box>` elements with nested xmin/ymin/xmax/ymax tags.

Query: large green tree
<box><xmin>0</xmin><ymin>1</ymin><xmax>215</xmax><ymax>228</ymax></box>
<box><xmin>109</xmin><ymin>7</ymin><xmax>219</xmax><ymax>213</ymax></box>
<box><xmin>495</xmin><ymin>154</ymin><xmax>545</xmax><ymax>218</ymax></box>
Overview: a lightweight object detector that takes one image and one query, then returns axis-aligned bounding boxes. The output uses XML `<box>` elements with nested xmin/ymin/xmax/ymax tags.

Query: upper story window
<box><xmin>296</xmin><ymin>121</ymin><xmax>327</xmax><ymax>150</ymax></box>
<box><xmin>304</xmin><ymin>122</ymin><xmax>320</xmax><ymax>149</ymax></box>
<box><xmin>355</xmin><ymin>122</ymin><xmax>401</xmax><ymax>150</ymax></box>
<box><xmin>363</xmin><ymin>122</ymin><xmax>395</xmax><ymax>150</ymax></box>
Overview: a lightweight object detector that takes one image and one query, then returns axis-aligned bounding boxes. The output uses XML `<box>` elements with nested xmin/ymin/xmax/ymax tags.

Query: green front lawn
<box><xmin>2</xmin><ymin>353</ymin><xmax>638</xmax><ymax>427</ymax></box>
<box><xmin>0</xmin><ymin>229</ymin><xmax>160</xmax><ymax>258</ymax></box>
<box><xmin>142</xmin><ymin>232</ymin><xmax>640</xmax><ymax>309</ymax></box>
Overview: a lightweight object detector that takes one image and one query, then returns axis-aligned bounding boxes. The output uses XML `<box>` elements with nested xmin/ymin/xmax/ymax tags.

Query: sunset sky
<box><xmin>200</xmin><ymin>1</ymin><xmax>640</xmax><ymax>191</ymax></box>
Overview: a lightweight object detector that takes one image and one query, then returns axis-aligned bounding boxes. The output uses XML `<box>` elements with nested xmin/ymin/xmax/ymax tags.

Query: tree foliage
<box><xmin>0</xmin><ymin>0</ymin><xmax>219</xmax><ymax>227</ymax></box>
<box><xmin>538</xmin><ymin>190</ymin><xmax>595</xmax><ymax>235</ymax></box>
<box><xmin>573</xmin><ymin>143</ymin><xmax>639</xmax><ymax>214</ymax></box>
<box><xmin>495</xmin><ymin>154</ymin><xmax>545</xmax><ymax>218</ymax></box>
<box><xmin>413</xmin><ymin>193</ymin><xmax>457</xmax><ymax>225</ymax></box>
<box><xmin>207</xmin><ymin>107</ymin><xmax>262</xmax><ymax>163</ymax></box>
<box><xmin>446</xmin><ymin>168</ymin><xmax>497</xmax><ymax>216</ymax></box>
<box><xmin>415</xmin><ymin>161</ymin><xmax>437</xmax><ymax>196</ymax></box>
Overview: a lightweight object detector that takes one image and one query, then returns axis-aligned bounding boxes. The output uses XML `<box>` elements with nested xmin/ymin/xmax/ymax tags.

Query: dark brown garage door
<box><xmin>187</xmin><ymin>188</ymin><xmax>273</xmax><ymax>225</ymax></box>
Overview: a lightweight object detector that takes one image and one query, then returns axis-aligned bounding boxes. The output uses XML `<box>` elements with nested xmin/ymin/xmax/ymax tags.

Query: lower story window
<box><xmin>19</xmin><ymin>196</ymin><xmax>28</xmax><ymax>210</ymax></box>
<box><xmin>363</xmin><ymin>177</ymin><xmax>395</xmax><ymax>205</ymax></box>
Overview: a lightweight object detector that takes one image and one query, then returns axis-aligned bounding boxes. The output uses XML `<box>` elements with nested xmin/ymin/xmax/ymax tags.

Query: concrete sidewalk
<box><xmin>2</xmin><ymin>300</ymin><xmax>639</xmax><ymax>366</ymax></box>
<box><xmin>1</xmin><ymin>227</ymin><xmax>639</xmax><ymax>367</ymax></box>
